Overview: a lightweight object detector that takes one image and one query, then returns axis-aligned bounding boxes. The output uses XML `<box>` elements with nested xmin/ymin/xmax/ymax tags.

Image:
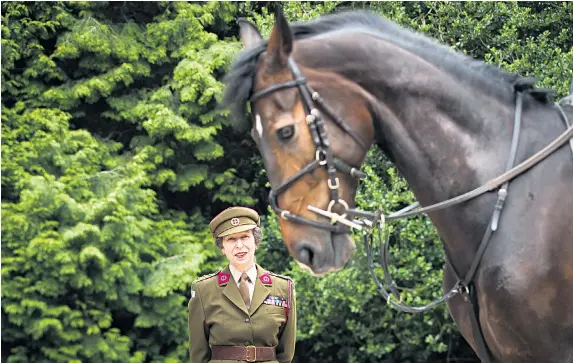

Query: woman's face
<box><xmin>221</xmin><ymin>229</ymin><xmax>257</xmax><ymax>271</ymax></box>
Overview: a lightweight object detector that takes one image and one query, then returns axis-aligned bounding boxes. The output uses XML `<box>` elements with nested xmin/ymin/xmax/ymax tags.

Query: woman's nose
<box><xmin>236</xmin><ymin>239</ymin><xmax>244</xmax><ymax>248</ymax></box>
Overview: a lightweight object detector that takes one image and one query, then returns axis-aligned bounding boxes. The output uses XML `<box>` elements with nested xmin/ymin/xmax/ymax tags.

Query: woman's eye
<box><xmin>277</xmin><ymin>125</ymin><xmax>295</xmax><ymax>141</ymax></box>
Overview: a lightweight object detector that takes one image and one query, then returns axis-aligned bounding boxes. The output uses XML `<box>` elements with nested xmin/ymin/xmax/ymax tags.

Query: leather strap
<box><xmin>466</xmin><ymin>284</ymin><xmax>491</xmax><ymax>363</ymax></box>
<box><xmin>251</xmin><ymin>78</ymin><xmax>306</xmax><ymax>102</ymax></box>
<box><xmin>555</xmin><ymin>102</ymin><xmax>573</xmax><ymax>156</ymax></box>
<box><xmin>385</xmin><ymin>122</ymin><xmax>573</xmax><ymax>221</ymax></box>
<box><xmin>211</xmin><ymin>346</ymin><xmax>276</xmax><ymax>362</ymax></box>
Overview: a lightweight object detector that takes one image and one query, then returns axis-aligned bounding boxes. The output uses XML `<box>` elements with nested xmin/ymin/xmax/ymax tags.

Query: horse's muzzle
<box><xmin>293</xmin><ymin>233</ymin><xmax>356</xmax><ymax>275</ymax></box>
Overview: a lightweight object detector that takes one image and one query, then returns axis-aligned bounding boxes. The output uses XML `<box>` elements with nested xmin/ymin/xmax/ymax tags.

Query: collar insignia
<box><xmin>259</xmin><ymin>273</ymin><xmax>272</xmax><ymax>285</ymax></box>
<box><xmin>218</xmin><ymin>272</ymin><xmax>231</xmax><ymax>286</ymax></box>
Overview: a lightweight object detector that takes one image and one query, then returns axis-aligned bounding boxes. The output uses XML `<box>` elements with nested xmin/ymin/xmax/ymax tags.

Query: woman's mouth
<box><xmin>235</xmin><ymin>252</ymin><xmax>248</xmax><ymax>259</ymax></box>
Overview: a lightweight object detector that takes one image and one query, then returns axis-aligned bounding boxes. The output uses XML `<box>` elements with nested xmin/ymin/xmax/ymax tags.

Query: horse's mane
<box><xmin>222</xmin><ymin>11</ymin><xmax>525</xmax><ymax>130</ymax></box>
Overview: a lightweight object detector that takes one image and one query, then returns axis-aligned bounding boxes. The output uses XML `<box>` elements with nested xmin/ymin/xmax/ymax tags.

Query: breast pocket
<box><xmin>264</xmin><ymin>305</ymin><xmax>287</xmax><ymax>325</ymax></box>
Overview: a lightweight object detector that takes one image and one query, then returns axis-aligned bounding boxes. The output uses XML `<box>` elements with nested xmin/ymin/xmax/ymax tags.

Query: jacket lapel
<box><xmin>250</xmin><ymin>264</ymin><xmax>271</xmax><ymax>314</ymax></box>
<box><xmin>221</xmin><ymin>266</ymin><xmax>249</xmax><ymax>315</ymax></box>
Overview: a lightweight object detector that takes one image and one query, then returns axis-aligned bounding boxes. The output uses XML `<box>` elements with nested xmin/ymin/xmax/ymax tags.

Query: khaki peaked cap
<box><xmin>209</xmin><ymin>207</ymin><xmax>260</xmax><ymax>238</ymax></box>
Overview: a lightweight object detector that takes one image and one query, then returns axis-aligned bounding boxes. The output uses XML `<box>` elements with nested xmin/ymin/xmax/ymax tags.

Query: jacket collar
<box><xmin>219</xmin><ymin>264</ymin><xmax>272</xmax><ymax>315</ymax></box>
<box><xmin>229</xmin><ymin>263</ymin><xmax>257</xmax><ymax>285</ymax></box>
<box><xmin>251</xmin><ymin>264</ymin><xmax>272</xmax><ymax>314</ymax></box>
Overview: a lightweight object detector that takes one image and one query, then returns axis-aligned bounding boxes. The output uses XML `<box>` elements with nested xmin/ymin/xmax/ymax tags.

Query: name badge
<box><xmin>263</xmin><ymin>295</ymin><xmax>288</xmax><ymax>308</ymax></box>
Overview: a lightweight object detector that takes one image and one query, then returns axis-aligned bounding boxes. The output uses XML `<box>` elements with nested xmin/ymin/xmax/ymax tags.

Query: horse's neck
<box><xmin>301</xmin><ymin>35</ymin><xmax>516</xmax><ymax>199</ymax></box>
<box><xmin>368</xmin><ymin>78</ymin><xmax>512</xmax><ymax>204</ymax></box>
<box><xmin>367</xmin><ymin>76</ymin><xmax>568</xmax><ymax>275</ymax></box>
<box><xmin>299</xmin><ymin>36</ymin><xmax>512</xmax><ymax>269</ymax></box>
<box><xmin>363</xmin><ymin>67</ymin><xmax>536</xmax><ymax>270</ymax></box>
<box><xmin>370</xmin><ymin>82</ymin><xmax>518</xmax><ymax>272</ymax></box>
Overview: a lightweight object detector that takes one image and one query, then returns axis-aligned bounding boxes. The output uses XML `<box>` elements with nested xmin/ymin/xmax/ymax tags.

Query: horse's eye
<box><xmin>277</xmin><ymin>125</ymin><xmax>295</xmax><ymax>141</ymax></box>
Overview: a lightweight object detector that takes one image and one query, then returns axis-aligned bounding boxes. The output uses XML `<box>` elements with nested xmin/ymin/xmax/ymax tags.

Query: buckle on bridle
<box><xmin>245</xmin><ymin>345</ymin><xmax>256</xmax><ymax>362</ymax></box>
<box><xmin>327</xmin><ymin>177</ymin><xmax>340</xmax><ymax>190</ymax></box>
<box><xmin>455</xmin><ymin>281</ymin><xmax>470</xmax><ymax>296</ymax></box>
<box><xmin>327</xmin><ymin>199</ymin><xmax>348</xmax><ymax>223</ymax></box>
<box><xmin>315</xmin><ymin>149</ymin><xmax>327</xmax><ymax>165</ymax></box>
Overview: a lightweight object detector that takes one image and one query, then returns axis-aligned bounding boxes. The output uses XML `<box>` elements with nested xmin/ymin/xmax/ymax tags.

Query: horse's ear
<box><xmin>238</xmin><ymin>18</ymin><xmax>262</xmax><ymax>49</ymax></box>
<box><xmin>266</xmin><ymin>7</ymin><xmax>292</xmax><ymax>71</ymax></box>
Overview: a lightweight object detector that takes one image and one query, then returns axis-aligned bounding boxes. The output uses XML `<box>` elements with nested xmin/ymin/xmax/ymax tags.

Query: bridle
<box><xmin>250</xmin><ymin>56</ymin><xmax>573</xmax><ymax>363</ymax></box>
<box><xmin>251</xmin><ymin>58</ymin><xmax>371</xmax><ymax>233</ymax></box>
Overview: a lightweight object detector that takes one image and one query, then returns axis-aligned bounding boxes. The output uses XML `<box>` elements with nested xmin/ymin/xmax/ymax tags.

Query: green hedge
<box><xmin>2</xmin><ymin>2</ymin><xmax>571</xmax><ymax>362</ymax></box>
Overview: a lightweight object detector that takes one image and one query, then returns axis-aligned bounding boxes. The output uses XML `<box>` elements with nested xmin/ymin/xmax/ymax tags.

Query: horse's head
<box><xmin>230</xmin><ymin>11</ymin><xmax>375</xmax><ymax>275</ymax></box>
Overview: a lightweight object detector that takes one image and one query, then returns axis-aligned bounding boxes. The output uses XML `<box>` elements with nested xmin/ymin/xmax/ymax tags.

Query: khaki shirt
<box><xmin>188</xmin><ymin>264</ymin><xmax>296</xmax><ymax>363</ymax></box>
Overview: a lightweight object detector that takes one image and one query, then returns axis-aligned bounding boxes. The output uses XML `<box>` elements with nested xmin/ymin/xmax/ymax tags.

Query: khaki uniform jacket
<box><xmin>188</xmin><ymin>264</ymin><xmax>296</xmax><ymax>363</ymax></box>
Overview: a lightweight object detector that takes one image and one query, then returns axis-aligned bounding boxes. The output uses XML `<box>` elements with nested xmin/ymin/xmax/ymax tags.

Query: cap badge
<box><xmin>230</xmin><ymin>217</ymin><xmax>240</xmax><ymax>226</ymax></box>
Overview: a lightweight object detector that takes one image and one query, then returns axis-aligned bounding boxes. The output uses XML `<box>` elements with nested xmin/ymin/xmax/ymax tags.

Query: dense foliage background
<box><xmin>2</xmin><ymin>2</ymin><xmax>572</xmax><ymax>362</ymax></box>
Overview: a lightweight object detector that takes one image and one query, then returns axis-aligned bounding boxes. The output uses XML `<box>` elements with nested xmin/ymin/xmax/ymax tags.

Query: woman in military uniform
<box><xmin>188</xmin><ymin>206</ymin><xmax>296</xmax><ymax>363</ymax></box>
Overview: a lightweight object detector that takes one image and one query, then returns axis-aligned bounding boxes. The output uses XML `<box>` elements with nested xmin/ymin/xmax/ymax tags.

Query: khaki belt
<box><xmin>211</xmin><ymin>345</ymin><xmax>276</xmax><ymax>362</ymax></box>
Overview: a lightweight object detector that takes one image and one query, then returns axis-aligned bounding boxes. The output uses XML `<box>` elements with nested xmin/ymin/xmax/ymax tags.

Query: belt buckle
<box><xmin>245</xmin><ymin>345</ymin><xmax>256</xmax><ymax>362</ymax></box>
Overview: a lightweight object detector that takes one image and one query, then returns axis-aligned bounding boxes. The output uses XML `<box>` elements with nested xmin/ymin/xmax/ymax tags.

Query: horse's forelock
<box><xmin>221</xmin><ymin>12</ymin><xmax>369</xmax><ymax>131</ymax></box>
<box><xmin>221</xmin><ymin>43</ymin><xmax>267</xmax><ymax>132</ymax></box>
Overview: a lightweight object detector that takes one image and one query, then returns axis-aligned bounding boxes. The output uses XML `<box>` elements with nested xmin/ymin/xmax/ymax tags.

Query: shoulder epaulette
<box><xmin>194</xmin><ymin>271</ymin><xmax>219</xmax><ymax>284</ymax></box>
<box><xmin>268</xmin><ymin>271</ymin><xmax>293</xmax><ymax>281</ymax></box>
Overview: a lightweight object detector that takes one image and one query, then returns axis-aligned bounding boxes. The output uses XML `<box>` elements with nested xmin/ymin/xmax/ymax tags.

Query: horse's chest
<box><xmin>475</xmin><ymin>265</ymin><xmax>571</xmax><ymax>362</ymax></box>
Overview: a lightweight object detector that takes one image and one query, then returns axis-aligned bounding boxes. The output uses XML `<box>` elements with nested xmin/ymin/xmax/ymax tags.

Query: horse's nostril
<box><xmin>296</xmin><ymin>243</ymin><xmax>315</xmax><ymax>268</ymax></box>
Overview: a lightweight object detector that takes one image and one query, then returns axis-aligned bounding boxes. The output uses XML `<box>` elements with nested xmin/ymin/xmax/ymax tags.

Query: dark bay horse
<box><xmin>222</xmin><ymin>10</ymin><xmax>573</xmax><ymax>363</ymax></box>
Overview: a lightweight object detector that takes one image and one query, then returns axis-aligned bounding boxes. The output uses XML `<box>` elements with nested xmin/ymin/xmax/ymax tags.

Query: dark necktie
<box><xmin>239</xmin><ymin>272</ymin><xmax>251</xmax><ymax>310</ymax></box>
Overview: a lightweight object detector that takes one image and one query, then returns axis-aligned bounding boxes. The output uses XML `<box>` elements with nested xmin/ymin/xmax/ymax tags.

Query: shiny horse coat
<box><xmin>223</xmin><ymin>10</ymin><xmax>573</xmax><ymax>362</ymax></box>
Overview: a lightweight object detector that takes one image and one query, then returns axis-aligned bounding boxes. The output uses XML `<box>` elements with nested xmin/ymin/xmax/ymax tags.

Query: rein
<box><xmin>250</xmin><ymin>56</ymin><xmax>573</xmax><ymax>363</ymax></box>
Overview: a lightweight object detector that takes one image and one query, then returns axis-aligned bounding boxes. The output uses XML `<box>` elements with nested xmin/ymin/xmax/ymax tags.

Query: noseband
<box><xmin>250</xmin><ymin>58</ymin><xmax>370</xmax><ymax>233</ymax></box>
